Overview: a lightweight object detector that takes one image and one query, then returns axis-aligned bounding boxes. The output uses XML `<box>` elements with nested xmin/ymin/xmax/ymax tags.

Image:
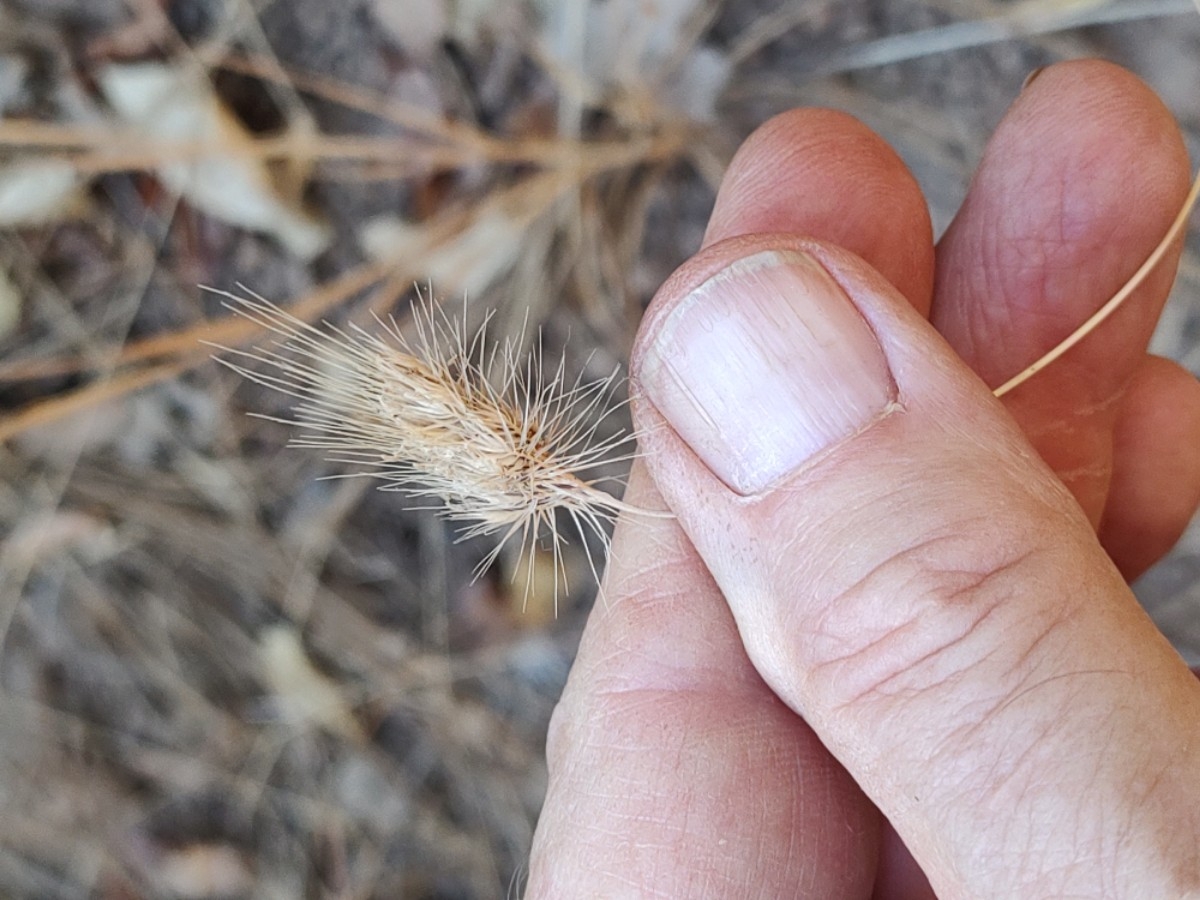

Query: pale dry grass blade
<box><xmin>802</xmin><ymin>0</ymin><xmax>1194</xmax><ymax>76</ymax></box>
<box><xmin>0</xmin><ymin>259</ymin><xmax>394</xmax><ymax>435</ymax></box>
<box><xmin>0</xmin><ymin>120</ymin><xmax>507</xmax><ymax>177</ymax></box>
<box><xmin>0</xmin><ymin>358</ymin><xmax>190</xmax><ymax>445</ymax></box>
<box><xmin>209</xmin><ymin>55</ymin><xmax>694</xmax><ymax>171</ymax></box>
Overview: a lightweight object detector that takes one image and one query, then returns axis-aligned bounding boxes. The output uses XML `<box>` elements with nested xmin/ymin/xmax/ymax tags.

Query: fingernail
<box><xmin>638</xmin><ymin>250</ymin><xmax>896</xmax><ymax>494</ymax></box>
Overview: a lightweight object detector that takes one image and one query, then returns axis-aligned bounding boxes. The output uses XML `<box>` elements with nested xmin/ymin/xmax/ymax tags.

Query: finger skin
<box><xmin>528</xmin><ymin>111</ymin><xmax>935</xmax><ymax>898</ymax></box>
<box><xmin>632</xmin><ymin>233</ymin><xmax>1200</xmax><ymax>897</ymax></box>
<box><xmin>932</xmin><ymin>60</ymin><xmax>1191</xmax><ymax>523</ymax></box>
<box><xmin>1100</xmin><ymin>355</ymin><xmax>1200</xmax><ymax>580</ymax></box>
<box><xmin>530</xmin><ymin>63</ymin><xmax>1198</xmax><ymax>897</ymax></box>
<box><xmin>706</xmin><ymin>107</ymin><xmax>935</xmax><ymax>311</ymax></box>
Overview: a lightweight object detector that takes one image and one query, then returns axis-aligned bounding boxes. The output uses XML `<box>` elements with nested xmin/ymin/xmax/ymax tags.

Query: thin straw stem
<box><xmin>993</xmin><ymin>170</ymin><xmax>1200</xmax><ymax>398</ymax></box>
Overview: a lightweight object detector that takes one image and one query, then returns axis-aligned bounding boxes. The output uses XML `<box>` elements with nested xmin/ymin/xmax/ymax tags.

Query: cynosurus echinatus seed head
<box><xmin>210</xmin><ymin>287</ymin><xmax>641</xmax><ymax>604</ymax></box>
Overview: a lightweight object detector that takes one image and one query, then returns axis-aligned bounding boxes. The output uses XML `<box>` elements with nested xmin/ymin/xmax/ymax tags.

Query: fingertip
<box><xmin>1018</xmin><ymin>60</ymin><xmax>1190</xmax><ymax>195</ymax></box>
<box><xmin>936</xmin><ymin>59</ymin><xmax>1191</xmax><ymax>386</ymax></box>
<box><xmin>705</xmin><ymin>107</ymin><xmax>935</xmax><ymax>311</ymax></box>
<box><xmin>1011</xmin><ymin>61</ymin><xmax>1190</xmax><ymax>259</ymax></box>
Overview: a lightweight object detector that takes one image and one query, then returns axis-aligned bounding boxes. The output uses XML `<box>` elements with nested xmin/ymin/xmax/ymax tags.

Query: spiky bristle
<box><xmin>208</xmin><ymin>287</ymin><xmax>640</xmax><ymax>606</ymax></box>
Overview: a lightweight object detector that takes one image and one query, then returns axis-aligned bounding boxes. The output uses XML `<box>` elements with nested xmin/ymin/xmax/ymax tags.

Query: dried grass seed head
<box><xmin>211</xmin><ymin>287</ymin><xmax>637</xmax><ymax>590</ymax></box>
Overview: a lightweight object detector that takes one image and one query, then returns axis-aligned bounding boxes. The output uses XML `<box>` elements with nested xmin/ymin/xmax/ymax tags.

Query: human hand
<box><xmin>526</xmin><ymin>60</ymin><xmax>1200</xmax><ymax>898</ymax></box>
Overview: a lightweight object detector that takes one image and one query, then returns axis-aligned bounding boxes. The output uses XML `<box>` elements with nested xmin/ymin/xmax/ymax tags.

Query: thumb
<box><xmin>632</xmin><ymin>237</ymin><xmax>1200</xmax><ymax>897</ymax></box>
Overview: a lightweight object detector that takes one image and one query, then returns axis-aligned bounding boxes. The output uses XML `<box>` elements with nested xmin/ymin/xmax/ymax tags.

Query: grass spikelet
<box><xmin>209</xmin><ymin>287</ymin><xmax>641</xmax><ymax>605</ymax></box>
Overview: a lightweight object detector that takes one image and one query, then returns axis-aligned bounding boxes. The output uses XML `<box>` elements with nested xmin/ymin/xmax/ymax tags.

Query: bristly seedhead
<box><xmin>209</xmin><ymin>286</ymin><xmax>641</xmax><ymax>606</ymax></box>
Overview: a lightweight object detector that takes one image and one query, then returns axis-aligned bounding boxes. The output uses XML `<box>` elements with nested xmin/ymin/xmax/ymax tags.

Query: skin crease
<box><xmin>526</xmin><ymin>59</ymin><xmax>1200</xmax><ymax>899</ymax></box>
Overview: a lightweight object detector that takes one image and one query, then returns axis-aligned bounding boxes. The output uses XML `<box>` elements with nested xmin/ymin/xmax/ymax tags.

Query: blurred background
<box><xmin>1</xmin><ymin>0</ymin><xmax>1198</xmax><ymax>896</ymax></box>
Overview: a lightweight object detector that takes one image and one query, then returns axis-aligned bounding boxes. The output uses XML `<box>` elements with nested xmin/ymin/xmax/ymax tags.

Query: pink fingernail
<box><xmin>639</xmin><ymin>250</ymin><xmax>897</xmax><ymax>494</ymax></box>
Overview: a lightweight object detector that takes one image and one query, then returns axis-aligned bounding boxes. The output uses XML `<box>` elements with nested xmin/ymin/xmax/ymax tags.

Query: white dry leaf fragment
<box><xmin>97</xmin><ymin>62</ymin><xmax>332</xmax><ymax>260</ymax></box>
<box><xmin>540</xmin><ymin>0</ymin><xmax>732</xmax><ymax>121</ymax></box>
<box><xmin>360</xmin><ymin>211</ymin><xmax>525</xmax><ymax>299</ymax></box>
<box><xmin>211</xmin><ymin>287</ymin><xmax>638</xmax><ymax>592</ymax></box>
<box><xmin>660</xmin><ymin>46</ymin><xmax>732</xmax><ymax>122</ymax></box>
<box><xmin>258</xmin><ymin>625</ymin><xmax>361</xmax><ymax>740</ymax></box>
<box><xmin>1</xmin><ymin>510</ymin><xmax>119</xmax><ymax>570</ymax></box>
<box><xmin>154</xmin><ymin>843</ymin><xmax>254</xmax><ymax>900</ymax></box>
<box><xmin>0</xmin><ymin>158</ymin><xmax>82</xmax><ymax>227</ymax></box>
